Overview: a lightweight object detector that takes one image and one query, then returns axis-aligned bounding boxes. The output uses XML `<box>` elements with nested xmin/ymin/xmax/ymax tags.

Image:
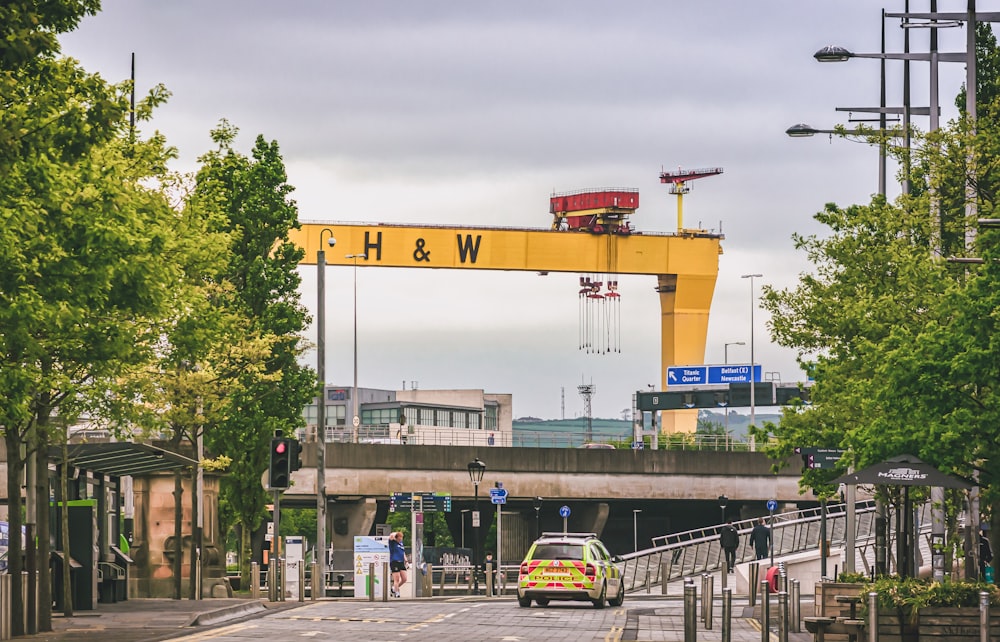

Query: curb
<box><xmin>189</xmin><ymin>600</ymin><xmax>268</xmax><ymax>627</ymax></box>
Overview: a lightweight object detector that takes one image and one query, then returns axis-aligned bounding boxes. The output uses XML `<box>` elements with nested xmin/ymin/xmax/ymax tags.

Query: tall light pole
<box><xmin>468</xmin><ymin>458</ymin><xmax>487</xmax><ymax>595</ymax></box>
<box><xmin>316</xmin><ymin>229</ymin><xmax>335</xmax><ymax>593</ymax></box>
<box><xmin>346</xmin><ymin>253</ymin><xmax>366</xmax><ymax>443</ymax></box>
<box><xmin>632</xmin><ymin>509</ymin><xmax>642</xmax><ymax>552</ymax></box>
<box><xmin>533</xmin><ymin>496</ymin><xmax>543</xmax><ymax>539</ymax></box>
<box><xmin>741</xmin><ymin>274</ymin><xmax>762</xmax><ymax>449</ymax></box>
<box><xmin>723</xmin><ymin>343</ymin><xmax>744</xmax><ymax>438</ymax></box>
<box><xmin>718</xmin><ymin>495</ymin><xmax>728</xmax><ymax>591</ymax></box>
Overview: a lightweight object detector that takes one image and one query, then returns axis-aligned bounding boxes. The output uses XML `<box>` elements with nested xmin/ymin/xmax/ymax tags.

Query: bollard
<box><xmin>981</xmin><ymin>590</ymin><xmax>990</xmax><ymax>642</ymax></box>
<box><xmin>1</xmin><ymin>573</ymin><xmax>10</xmax><ymax>641</ymax></box>
<box><xmin>281</xmin><ymin>557</ymin><xmax>288</xmax><ymax>601</ymax></box>
<box><xmin>869</xmin><ymin>591</ymin><xmax>879</xmax><ymax>642</ymax></box>
<box><xmin>700</xmin><ymin>573</ymin><xmax>708</xmax><ymax>624</ymax></box>
<box><xmin>661</xmin><ymin>561</ymin><xmax>670</xmax><ymax>595</ymax></box>
<box><xmin>721</xmin><ymin>587</ymin><xmax>732</xmax><ymax>642</ymax></box>
<box><xmin>267</xmin><ymin>563</ymin><xmax>276</xmax><ymax>602</ymax></box>
<box><xmin>760</xmin><ymin>579</ymin><xmax>770</xmax><ymax>642</ymax></box>
<box><xmin>748</xmin><ymin>562</ymin><xmax>758</xmax><ymax>607</ymax></box>
<box><xmin>382</xmin><ymin>562</ymin><xmax>390</xmax><ymax>601</ymax></box>
<box><xmin>790</xmin><ymin>579</ymin><xmax>801</xmax><ymax>633</ymax></box>
<box><xmin>684</xmin><ymin>580</ymin><xmax>698</xmax><ymax>642</ymax></box>
<box><xmin>369</xmin><ymin>562</ymin><xmax>375</xmax><ymax>602</ymax></box>
<box><xmin>646</xmin><ymin>566</ymin><xmax>652</xmax><ymax>594</ymax></box>
<box><xmin>298</xmin><ymin>561</ymin><xmax>305</xmax><ymax>602</ymax></box>
<box><xmin>310</xmin><ymin>562</ymin><xmax>318</xmax><ymax>600</ymax></box>
<box><xmin>705</xmin><ymin>573</ymin><xmax>714</xmax><ymax>630</ymax></box>
<box><xmin>438</xmin><ymin>565</ymin><xmax>446</xmax><ymax>596</ymax></box>
<box><xmin>251</xmin><ymin>562</ymin><xmax>260</xmax><ymax>600</ymax></box>
<box><xmin>778</xmin><ymin>591</ymin><xmax>789</xmax><ymax>642</ymax></box>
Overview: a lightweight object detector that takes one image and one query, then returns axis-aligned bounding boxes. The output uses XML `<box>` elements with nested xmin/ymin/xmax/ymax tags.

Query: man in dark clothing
<box><xmin>981</xmin><ymin>523</ymin><xmax>994</xmax><ymax>581</ymax></box>
<box><xmin>720</xmin><ymin>521</ymin><xmax>739</xmax><ymax>572</ymax></box>
<box><xmin>749</xmin><ymin>517</ymin><xmax>770</xmax><ymax>561</ymax></box>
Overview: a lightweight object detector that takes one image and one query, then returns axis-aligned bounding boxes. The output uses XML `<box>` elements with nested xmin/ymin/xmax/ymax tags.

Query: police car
<box><xmin>517</xmin><ymin>532</ymin><xmax>624</xmax><ymax>608</ymax></box>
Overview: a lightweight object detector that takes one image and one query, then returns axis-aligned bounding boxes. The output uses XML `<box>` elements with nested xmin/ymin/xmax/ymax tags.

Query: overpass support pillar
<box><xmin>329</xmin><ymin>498</ymin><xmax>378</xmax><ymax>550</ymax></box>
<box><xmin>577</xmin><ymin>502</ymin><xmax>610</xmax><ymax>536</ymax></box>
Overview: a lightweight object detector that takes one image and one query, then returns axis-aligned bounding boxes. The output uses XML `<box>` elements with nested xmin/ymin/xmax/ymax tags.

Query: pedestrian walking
<box><xmin>749</xmin><ymin>517</ymin><xmax>770</xmax><ymax>561</ymax></box>
<box><xmin>389</xmin><ymin>531</ymin><xmax>408</xmax><ymax>597</ymax></box>
<box><xmin>720</xmin><ymin>520</ymin><xmax>739</xmax><ymax>573</ymax></box>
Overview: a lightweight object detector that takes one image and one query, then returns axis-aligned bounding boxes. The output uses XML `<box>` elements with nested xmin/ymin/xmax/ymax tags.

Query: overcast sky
<box><xmin>60</xmin><ymin>1</ymin><xmax>984</xmax><ymax>420</ymax></box>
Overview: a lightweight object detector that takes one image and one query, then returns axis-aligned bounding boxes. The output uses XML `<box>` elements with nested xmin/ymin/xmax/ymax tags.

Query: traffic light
<box><xmin>289</xmin><ymin>439</ymin><xmax>303</xmax><ymax>472</ymax></box>
<box><xmin>728</xmin><ymin>382</ymin><xmax>776</xmax><ymax>407</ymax></box>
<box><xmin>269</xmin><ymin>437</ymin><xmax>291</xmax><ymax>488</ymax></box>
<box><xmin>776</xmin><ymin>385</ymin><xmax>811</xmax><ymax>405</ymax></box>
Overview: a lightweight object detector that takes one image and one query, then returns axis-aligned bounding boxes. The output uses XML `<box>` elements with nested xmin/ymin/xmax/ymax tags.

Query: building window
<box><xmin>330</xmin><ymin>404</ymin><xmax>346</xmax><ymax>426</ymax></box>
<box><xmin>403</xmin><ymin>407</ymin><xmax>418</xmax><ymax>426</ymax></box>
<box><xmin>469</xmin><ymin>413</ymin><xmax>480</xmax><ymax>430</ymax></box>
<box><xmin>435</xmin><ymin>409</ymin><xmax>449</xmax><ymax>427</ymax></box>
<box><xmin>453</xmin><ymin>412</ymin><xmax>467</xmax><ymax>429</ymax></box>
<box><xmin>484</xmin><ymin>405</ymin><xmax>498</xmax><ymax>431</ymax></box>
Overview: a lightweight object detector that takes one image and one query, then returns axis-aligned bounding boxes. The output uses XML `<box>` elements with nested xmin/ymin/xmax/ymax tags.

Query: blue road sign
<box><xmin>489</xmin><ymin>488</ymin><xmax>508</xmax><ymax>504</ymax></box>
<box><xmin>559</xmin><ymin>505</ymin><xmax>571</xmax><ymax>518</ymax></box>
<box><xmin>766</xmin><ymin>499</ymin><xmax>778</xmax><ymax>512</ymax></box>
<box><xmin>707</xmin><ymin>364</ymin><xmax>761</xmax><ymax>384</ymax></box>
<box><xmin>666</xmin><ymin>366</ymin><xmax>706</xmax><ymax>385</ymax></box>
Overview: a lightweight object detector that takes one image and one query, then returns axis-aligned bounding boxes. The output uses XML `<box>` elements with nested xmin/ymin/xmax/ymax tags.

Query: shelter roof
<box><xmin>51</xmin><ymin>442</ymin><xmax>197</xmax><ymax>477</ymax></box>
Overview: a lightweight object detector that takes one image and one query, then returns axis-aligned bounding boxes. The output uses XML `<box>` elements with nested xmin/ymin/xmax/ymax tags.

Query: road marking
<box><xmin>165</xmin><ymin>623</ymin><xmax>258</xmax><ymax>641</ymax></box>
<box><xmin>604</xmin><ymin>625</ymin><xmax>624</xmax><ymax>642</ymax></box>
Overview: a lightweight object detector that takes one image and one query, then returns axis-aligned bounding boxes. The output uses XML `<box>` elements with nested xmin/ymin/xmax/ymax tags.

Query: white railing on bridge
<box><xmin>315</xmin><ymin>425</ymin><xmax>758</xmax><ymax>451</ymax></box>
<box><xmin>616</xmin><ymin>500</ymin><xmax>933</xmax><ymax>593</ymax></box>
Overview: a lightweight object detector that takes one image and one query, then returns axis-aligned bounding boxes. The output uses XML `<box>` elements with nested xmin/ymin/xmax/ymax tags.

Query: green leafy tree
<box><xmin>0</xmin><ymin>66</ymin><xmax>183</xmax><ymax>634</ymax></box>
<box><xmin>190</xmin><ymin>122</ymin><xmax>317</xmax><ymax>590</ymax></box>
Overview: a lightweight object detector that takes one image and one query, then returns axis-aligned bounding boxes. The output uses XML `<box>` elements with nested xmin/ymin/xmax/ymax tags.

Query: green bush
<box><xmin>862</xmin><ymin>577</ymin><xmax>1000</xmax><ymax>621</ymax></box>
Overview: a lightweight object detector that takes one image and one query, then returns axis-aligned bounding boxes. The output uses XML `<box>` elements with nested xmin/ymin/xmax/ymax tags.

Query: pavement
<box><xmin>10</xmin><ymin>594</ymin><xmax>818</xmax><ymax>642</ymax></box>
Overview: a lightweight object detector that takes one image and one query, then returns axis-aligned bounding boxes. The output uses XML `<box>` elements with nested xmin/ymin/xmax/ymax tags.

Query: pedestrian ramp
<box><xmin>616</xmin><ymin>500</ymin><xmax>933</xmax><ymax>593</ymax></box>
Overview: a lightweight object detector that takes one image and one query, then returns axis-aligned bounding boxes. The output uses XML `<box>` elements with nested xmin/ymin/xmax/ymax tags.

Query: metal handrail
<box><xmin>617</xmin><ymin>500</ymin><xmax>932</xmax><ymax>593</ymax></box>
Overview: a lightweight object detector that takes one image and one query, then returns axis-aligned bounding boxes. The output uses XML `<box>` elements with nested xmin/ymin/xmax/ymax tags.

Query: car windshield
<box><xmin>533</xmin><ymin>543</ymin><xmax>584</xmax><ymax>560</ymax></box>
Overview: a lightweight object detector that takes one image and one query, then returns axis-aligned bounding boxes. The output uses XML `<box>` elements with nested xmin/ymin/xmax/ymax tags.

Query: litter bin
<box><xmin>765</xmin><ymin>566</ymin><xmax>781</xmax><ymax>593</ymax></box>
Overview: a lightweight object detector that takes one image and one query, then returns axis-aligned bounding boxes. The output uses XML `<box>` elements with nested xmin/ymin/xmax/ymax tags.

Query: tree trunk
<box><xmin>172</xmin><ymin>470</ymin><xmax>183</xmax><ymax>600</ymax></box>
<box><xmin>4</xmin><ymin>429</ymin><xmax>25</xmax><ymax>636</ymax></box>
<box><xmin>35</xmin><ymin>424</ymin><xmax>52</xmax><ymax>632</ymax></box>
<box><xmin>240</xmin><ymin>524</ymin><xmax>251</xmax><ymax>592</ymax></box>
<box><xmin>188</xmin><ymin>465</ymin><xmax>198</xmax><ymax>600</ymax></box>
<box><xmin>60</xmin><ymin>441</ymin><xmax>73</xmax><ymax>616</ymax></box>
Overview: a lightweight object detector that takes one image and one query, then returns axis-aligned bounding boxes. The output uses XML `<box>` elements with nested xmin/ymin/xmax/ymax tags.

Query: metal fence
<box><xmin>320</xmin><ymin>425</ymin><xmax>757</xmax><ymax>451</ymax></box>
<box><xmin>617</xmin><ymin>500</ymin><xmax>934</xmax><ymax>592</ymax></box>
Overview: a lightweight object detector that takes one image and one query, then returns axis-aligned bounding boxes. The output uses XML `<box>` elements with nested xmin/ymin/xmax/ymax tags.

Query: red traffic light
<box><xmin>274</xmin><ymin>441</ymin><xmax>287</xmax><ymax>454</ymax></box>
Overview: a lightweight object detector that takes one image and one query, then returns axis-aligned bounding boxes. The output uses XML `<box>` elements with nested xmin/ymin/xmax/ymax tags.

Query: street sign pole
<box><xmin>766</xmin><ymin>499</ymin><xmax>777</xmax><ymax>568</ymax></box>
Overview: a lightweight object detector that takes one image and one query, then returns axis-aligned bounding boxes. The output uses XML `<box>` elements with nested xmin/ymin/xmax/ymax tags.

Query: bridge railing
<box><xmin>320</xmin><ymin>425</ymin><xmax>757</xmax><ymax>450</ymax></box>
<box><xmin>616</xmin><ymin>500</ymin><xmax>927</xmax><ymax>592</ymax></box>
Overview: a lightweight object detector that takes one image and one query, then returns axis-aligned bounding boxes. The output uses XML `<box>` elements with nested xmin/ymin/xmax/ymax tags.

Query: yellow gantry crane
<box><xmin>290</xmin><ymin>186</ymin><xmax>724</xmax><ymax>434</ymax></box>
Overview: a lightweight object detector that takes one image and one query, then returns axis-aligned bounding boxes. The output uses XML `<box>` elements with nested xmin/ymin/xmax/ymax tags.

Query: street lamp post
<box><xmin>467</xmin><ymin>458</ymin><xmax>486</xmax><ymax>595</ymax></box>
<box><xmin>723</xmin><ymin>342</ymin><xmax>745</xmax><ymax>438</ymax></box>
<box><xmin>741</xmin><ymin>274</ymin><xmax>763</xmax><ymax>450</ymax></box>
<box><xmin>533</xmin><ymin>497</ymin><xmax>543</xmax><ymax>539</ymax></box>
<box><xmin>718</xmin><ymin>495</ymin><xmax>728</xmax><ymax>590</ymax></box>
<box><xmin>316</xmin><ymin>229</ymin><xmax>335</xmax><ymax>593</ymax></box>
<box><xmin>346</xmin><ymin>253</ymin><xmax>366</xmax><ymax>442</ymax></box>
<box><xmin>632</xmin><ymin>509</ymin><xmax>642</xmax><ymax>552</ymax></box>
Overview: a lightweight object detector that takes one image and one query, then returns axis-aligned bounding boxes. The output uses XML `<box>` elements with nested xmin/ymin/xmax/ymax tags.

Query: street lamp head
<box><xmin>533</xmin><ymin>496</ymin><xmax>543</xmax><ymax>511</ymax></box>
<box><xmin>786</xmin><ymin>123</ymin><xmax>819</xmax><ymax>137</ymax></box>
<box><xmin>741</xmin><ymin>273</ymin><xmax>763</xmax><ymax>279</ymax></box>
<box><xmin>467</xmin><ymin>458</ymin><xmax>487</xmax><ymax>485</ymax></box>
<box><xmin>814</xmin><ymin>45</ymin><xmax>852</xmax><ymax>62</ymax></box>
<box><xmin>718</xmin><ymin>495</ymin><xmax>728</xmax><ymax>509</ymax></box>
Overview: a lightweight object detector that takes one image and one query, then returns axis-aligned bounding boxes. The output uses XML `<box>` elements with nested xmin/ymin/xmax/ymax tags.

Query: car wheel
<box><xmin>517</xmin><ymin>593</ymin><xmax>532</xmax><ymax>607</ymax></box>
<box><xmin>535</xmin><ymin>597</ymin><xmax>549</xmax><ymax>606</ymax></box>
<box><xmin>592</xmin><ymin>582</ymin><xmax>607</xmax><ymax>609</ymax></box>
<box><xmin>608</xmin><ymin>580</ymin><xmax>625</xmax><ymax>607</ymax></box>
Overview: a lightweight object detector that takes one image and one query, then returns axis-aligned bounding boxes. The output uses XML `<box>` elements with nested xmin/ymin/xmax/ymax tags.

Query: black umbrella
<box><xmin>833</xmin><ymin>454</ymin><xmax>972</xmax><ymax>489</ymax></box>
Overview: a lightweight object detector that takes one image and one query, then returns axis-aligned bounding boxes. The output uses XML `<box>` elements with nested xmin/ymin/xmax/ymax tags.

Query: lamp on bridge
<box><xmin>718</xmin><ymin>495</ymin><xmax>728</xmax><ymax>524</ymax></box>
<box><xmin>533</xmin><ymin>496</ymin><xmax>543</xmax><ymax>539</ymax></box>
<box><xmin>718</xmin><ymin>495</ymin><xmax>729</xmax><ymax>591</ymax></box>
<box><xmin>468</xmin><ymin>458</ymin><xmax>487</xmax><ymax>595</ymax></box>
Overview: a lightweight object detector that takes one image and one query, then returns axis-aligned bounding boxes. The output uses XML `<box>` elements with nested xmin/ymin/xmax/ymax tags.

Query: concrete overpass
<box><xmin>282</xmin><ymin>443</ymin><xmax>810</xmax><ymax>557</ymax></box>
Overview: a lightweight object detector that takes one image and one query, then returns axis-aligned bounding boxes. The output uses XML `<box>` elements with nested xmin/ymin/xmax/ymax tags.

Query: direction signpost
<box><xmin>766</xmin><ymin>499</ymin><xmax>777</xmax><ymax>567</ymax></box>
<box><xmin>794</xmin><ymin>447</ymin><xmax>846</xmax><ymax>470</ymax></box>
<box><xmin>666</xmin><ymin>364</ymin><xmax>762</xmax><ymax>386</ymax></box>
<box><xmin>389</xmin><ymin>492</ymin><xmax>453</xmax><ymax>513</ymax></box>
<box><xmin>559</xmin><ymin>505</ymin><xmax>571</xmax><ymax>533</ymax></box>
